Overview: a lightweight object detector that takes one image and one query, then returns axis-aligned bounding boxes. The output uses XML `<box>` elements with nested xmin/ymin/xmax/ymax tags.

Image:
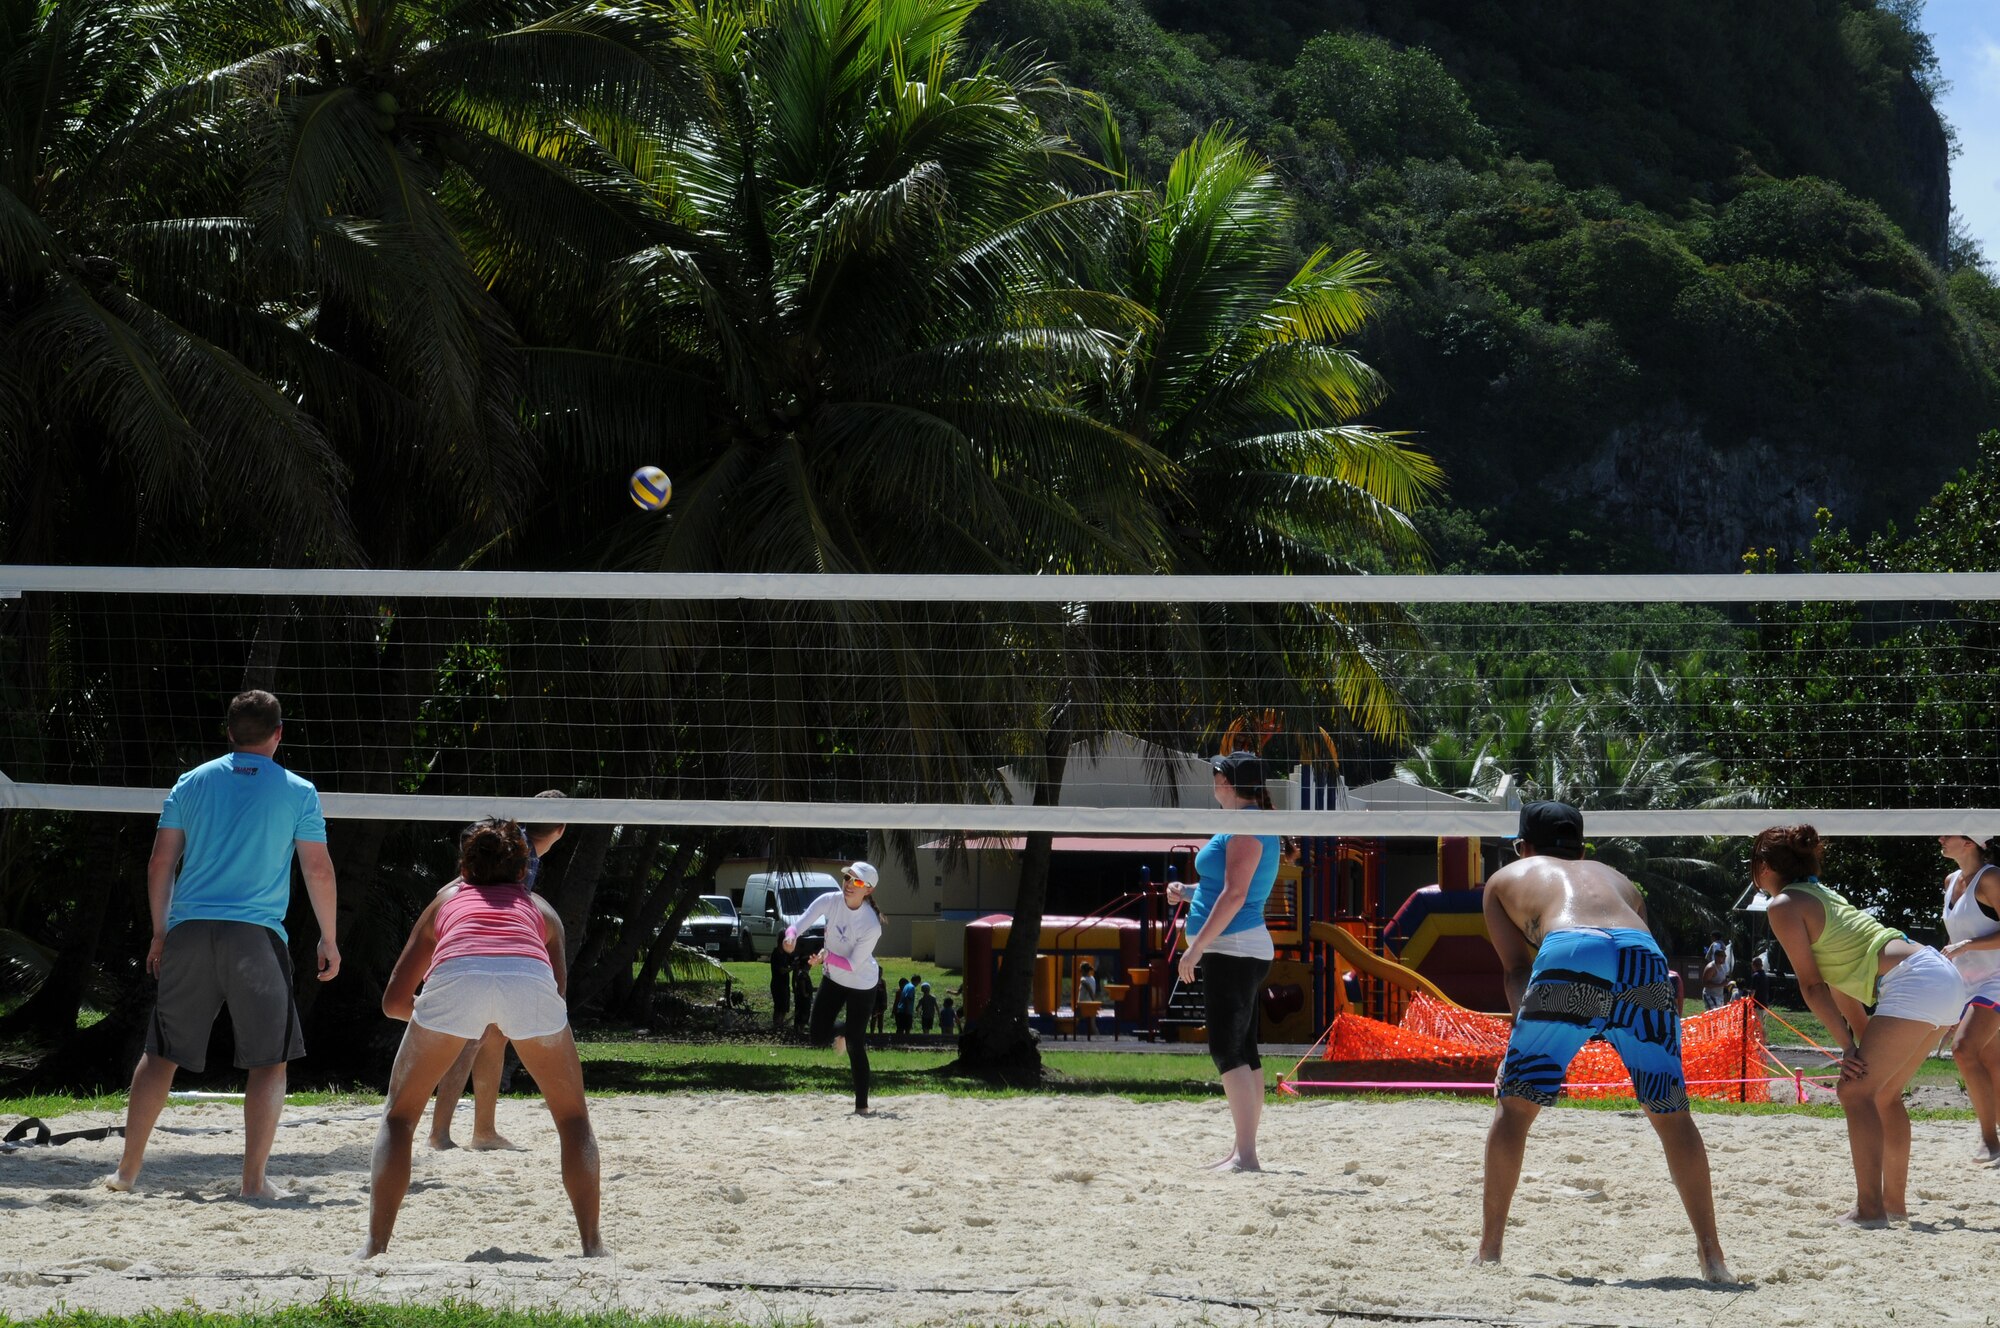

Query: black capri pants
<box><xmin>1201</xmin><ymin>952</ymin><xmax>1272</xmax><ymax>1075</ymax></box>
<box><xmin>809</xmin><ymin>974</ymin><xmax>875</xmax><ymax>1110</ymax></box>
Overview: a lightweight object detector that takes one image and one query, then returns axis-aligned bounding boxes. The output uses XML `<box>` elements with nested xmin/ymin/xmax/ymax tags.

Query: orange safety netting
<box><xmin>1317</xmin><ymin>994</ymin><xmax>1772</xmax><ymax>1103</ymax></box>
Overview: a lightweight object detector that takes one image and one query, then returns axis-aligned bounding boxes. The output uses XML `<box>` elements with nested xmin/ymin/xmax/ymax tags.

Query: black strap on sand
<box><xmin>0</xmin><ymin>1117</ymin><xmax>125</xmax><ymax>1153</ymax></box>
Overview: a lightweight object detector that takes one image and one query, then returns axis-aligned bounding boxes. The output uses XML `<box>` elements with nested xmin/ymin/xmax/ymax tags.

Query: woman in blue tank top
<box><xmin>1166</xmin><ymin>750</ymin><xmax>1286</xmax><ymax>1172</ymax></box>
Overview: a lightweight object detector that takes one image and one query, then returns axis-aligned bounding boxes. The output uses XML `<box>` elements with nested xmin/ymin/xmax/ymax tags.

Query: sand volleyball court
<box><xmin>4</xmin><ymin>1093</ymin><xmax>1998</xmax><ymax>1326</ymax></box>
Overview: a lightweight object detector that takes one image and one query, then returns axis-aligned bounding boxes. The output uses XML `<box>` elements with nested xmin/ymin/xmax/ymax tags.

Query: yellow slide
<box><xmin>1311</xmin><ymin>921</ymin><xmax>1462</xmax><ymax>1008</ymax></box>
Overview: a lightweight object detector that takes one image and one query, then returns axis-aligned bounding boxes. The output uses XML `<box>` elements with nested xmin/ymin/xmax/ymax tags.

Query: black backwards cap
<box><xmin>1209</xmin><ymin>750</ymin><xmax>1267</xmax><ymax>795</ymax></box>
<box><xmin>1517</xmin><ymin>800</ymin><xmax>1584</xmax><ymax>852</ymax></box>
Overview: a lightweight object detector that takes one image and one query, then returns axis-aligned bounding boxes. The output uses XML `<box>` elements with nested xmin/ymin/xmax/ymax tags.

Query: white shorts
<box><xmin>1964</xmin><ymin>969</ymin><xmax>2000</xmax><ymax>1013</ymax></box>
<box><xmin>1872</xmin><ymin>947</ymin><xmax>1973</xmax><ymax>1027</ymax></box>
<box><xmin>413</xmin><ymin>957</ymin><xmax>568</xmax><ymax>1041</ymax></box>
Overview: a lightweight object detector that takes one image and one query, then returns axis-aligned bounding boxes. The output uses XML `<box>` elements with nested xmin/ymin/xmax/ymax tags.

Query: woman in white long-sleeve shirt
<box><xmin>784</xmin><ymin>861</ymin><xmax>884</xmax><ymax>1113</ymax></box>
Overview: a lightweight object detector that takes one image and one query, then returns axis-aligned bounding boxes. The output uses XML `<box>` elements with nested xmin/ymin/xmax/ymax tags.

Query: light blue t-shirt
<box><xmin>1186</xmin><ymin>832</ymin><xmax>1280</xmax><ymax>939</ymax></box>
<box><xmin>158</xmin><ymin>752</ymin><xmax>327</xmax><ymax>940</ymax></box>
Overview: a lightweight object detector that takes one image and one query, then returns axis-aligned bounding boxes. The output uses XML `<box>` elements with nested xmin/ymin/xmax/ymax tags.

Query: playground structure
<box><xmin>957</xmin><ymin>810</ymin><xmax>1483</xmax><ymax>1043</ymax></box>
<box><xmin>955</xmin><ymin>787</ymin><xmax>1782</xmax><ymax>1104</ymax></box>
<box><xmin>959</xmin><ymin>846</ymin><xmax>1320</xmax><ymax>1041</ymax></box>
<box><xmin>956</xmin><ymin>815</ymin><xmax>1493</xmax><ymax>1042</ymax></box>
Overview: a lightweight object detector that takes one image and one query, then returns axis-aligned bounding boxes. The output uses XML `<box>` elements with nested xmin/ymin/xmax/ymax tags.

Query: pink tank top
<box><xmin>429</xmin><ymin>882</ymin><xmax>551</xmax><ymax>973</ymax></box>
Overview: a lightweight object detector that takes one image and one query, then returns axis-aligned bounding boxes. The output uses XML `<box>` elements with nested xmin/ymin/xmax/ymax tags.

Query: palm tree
<box><xmin>536</xmin><ymin>0</ymin><xmax>1157</xmax><ymax>574</ymax></box>
<box><xmin>959</xmin><ymin>130</ymin><xmax>1442</xmax><ymax>1078</ymax></box>
<box><xmin>0</xmin><ymin>0</ymin><xmax>372</xmax><ymax>1052</ymax></box>
<box><xmin>0</xmin><ymin>0</ymin><xmax>354</xmax><ymax>564</ymax></box>
<box><xmin>3</xmin><ymin>0</ymin><xmax>707</xmax><ymax>1076</ymax></box>
<box><xmin>153</xmin><ymin>0</ymin><xmax>685</xmax><ymax>553</ymax></box>
<box><xmin>524</xmin><ymin>0</ymin><xmax>1168</xmax><ymax>795</ymax></box>
<box><xmin>471</xmin><ymin>0</ymin><xmax>1178</xmax><ymax>1024</ymax></box>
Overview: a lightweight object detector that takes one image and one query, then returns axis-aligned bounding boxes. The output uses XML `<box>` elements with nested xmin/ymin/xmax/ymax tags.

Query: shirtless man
<box><xmin>1475</xmin><ymin>801</ymin><xmax>1732</xmax><ymax>1282</ymax></box>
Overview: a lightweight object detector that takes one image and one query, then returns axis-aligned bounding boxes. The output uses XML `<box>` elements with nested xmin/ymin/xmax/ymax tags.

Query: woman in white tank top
<box><xmin>1938</xmin><ymin>835</ymin><xmax>2000</xmax><ymax>1164</ymax></box>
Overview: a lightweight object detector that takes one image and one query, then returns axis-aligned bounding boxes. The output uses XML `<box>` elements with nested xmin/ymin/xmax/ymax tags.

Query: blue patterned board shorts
<box><xmin>1497</xmin><ymin>927</ymin><xmax>1689</xmax><ymax>1114</ymax></box>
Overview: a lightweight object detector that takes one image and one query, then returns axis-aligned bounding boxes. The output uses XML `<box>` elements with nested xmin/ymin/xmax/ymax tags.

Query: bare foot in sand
<box><xmin>355</xmin><ymin>1239</ymin><xmax>387</xmax><ymax>1260</ymax></box>
<box><xmin>1470</xmin><ymin>1247</ymin><xmax>1502</xmax><ymax>1267</ymax></box>
<box><xmin>1205</xmin><ymin>1151</ymin><xmax>1260</xmax><ymax>1173</ymax></box>
<box><xmin>1835</xmin><ymin>1208</ymin><xmax>1892</xmax><ymax>1229</ymax></box>
<box><xmin>582</xmin><ymin>1241</ymin><xmax>610</xmax><ymax>1258</ymax></box>
<box><xmin>1975</xmin><ymin>1141</ymin><xmax>2000</xmax><ymax>1165</ymax></box>
<box><xmin>240</xmin><ymin>1180</ymin><xmax>294</xmax><ymax>1201</ymax></box>
<box><xmin>100</xmin><ymin>1172</ymin><xmax>137</xmax><ymax>1193</ymax></box>
<box><xmin>427</xmin><ymin>1133</ymin><xmax>458</xmax><ymax>1151</ymax></box>
<box><xmin>466</xmin><ymin>1132</ymin><xmax>516</xmax><ymax>1151</ymax></box>
<box><xmin>1699</xmin><ymin>1251</ymin><xmax>1737</xmax><ymax>1284</ymax></box>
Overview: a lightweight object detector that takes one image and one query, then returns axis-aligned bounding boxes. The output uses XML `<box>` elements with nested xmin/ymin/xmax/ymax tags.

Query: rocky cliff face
<box><xmin>1894</xmin><ymin>73</ymin><xmax>1951</xmax><ymax>262</ymax></box>
<box><xmin>1545</xmin><ymin>413</ymin><xmax>1865</xmax><ymax>569</ymax></box>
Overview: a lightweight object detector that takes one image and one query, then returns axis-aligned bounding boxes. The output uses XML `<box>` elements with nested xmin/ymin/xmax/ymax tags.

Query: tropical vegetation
<box><xmin>2</xmin><ymin>0</ymin><xmax>1997</xmax><ymax>1091</ymax></box>
<box><xmin>0</xmin><ymin>0</ymin><xmax>1441</xmax><ymax>1087</ymax></box>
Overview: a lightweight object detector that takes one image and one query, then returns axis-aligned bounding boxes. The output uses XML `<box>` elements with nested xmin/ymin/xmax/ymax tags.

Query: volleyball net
<box><xmin>2</xmin><ymin>566</ymin><xmax>1998</xmax><ymax>837</ymax></box>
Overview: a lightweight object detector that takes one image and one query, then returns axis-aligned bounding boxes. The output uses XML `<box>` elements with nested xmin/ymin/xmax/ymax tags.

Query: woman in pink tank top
<box><xmin>364</xmin><ymin>818</ymin><xmax>604</xmax><ymax>1259</ymax></box>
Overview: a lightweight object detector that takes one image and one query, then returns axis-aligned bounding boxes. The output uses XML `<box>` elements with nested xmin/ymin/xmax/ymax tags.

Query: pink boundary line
<box><xmin>1280</xmin><ymin>1072</ymin><xmax>1840</xmax><ymax>1096</ymax></box>
<box><xmin>1279</xmin><ymin>1076</ymin><xmax>1811</xmax><ymax>1091</ymax></box>
<box><xmin>1279</xmin><ymin>1071</ymin><xmax>1840</xmax><ymax>1099</ymax></box>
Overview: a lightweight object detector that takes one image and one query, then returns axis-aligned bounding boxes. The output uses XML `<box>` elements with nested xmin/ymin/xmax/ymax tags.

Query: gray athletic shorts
<box><xmin>146</xmin><ymin>919</ymin><xmax>305</xmax><ymax>1072</ymax></box>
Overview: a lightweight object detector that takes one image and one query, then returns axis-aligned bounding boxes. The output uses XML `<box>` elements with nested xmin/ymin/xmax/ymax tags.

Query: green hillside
<box><xmin>974</xmin><ymin>0</ymin><xmax>2000</xmax><ymax>568</ymax></box>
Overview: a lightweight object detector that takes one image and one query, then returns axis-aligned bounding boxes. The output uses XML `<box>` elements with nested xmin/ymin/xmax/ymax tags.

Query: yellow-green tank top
<box><xmin>1783</xmin><ymin>880</ymin><xmax>1903</xmax><ymax>1006</ymax></box>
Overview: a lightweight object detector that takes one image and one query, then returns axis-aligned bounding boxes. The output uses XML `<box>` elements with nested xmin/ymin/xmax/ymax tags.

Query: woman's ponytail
<box><xmin>1255</xmin><ymin>788</ymin><xmax>1300</xmax><ymax>862</ymax></box>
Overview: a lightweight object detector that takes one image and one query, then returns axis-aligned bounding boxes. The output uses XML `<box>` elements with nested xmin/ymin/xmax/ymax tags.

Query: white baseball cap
<box><xmin>842</xmin><ymin>861</ymin><xmax>879</xmax><ymax>888</ymax></box>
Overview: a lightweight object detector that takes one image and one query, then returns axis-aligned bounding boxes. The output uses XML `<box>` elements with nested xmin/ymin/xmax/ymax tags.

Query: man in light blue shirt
<box><xmin>106</xmin><ymin>690</ymin><xmax>340</xmax><ymax>1199</ymax></box>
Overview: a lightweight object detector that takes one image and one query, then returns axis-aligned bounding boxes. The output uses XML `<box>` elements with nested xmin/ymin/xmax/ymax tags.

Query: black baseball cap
<box><xmin>1210</xmin><ymin>750</ymin><xmax>1267</xmax><ymax>794</ymax></box>
<box><xmin>1517</xmin><ymin>800</ymin><xmax>1584</xmax><ymax>852</ymax></box>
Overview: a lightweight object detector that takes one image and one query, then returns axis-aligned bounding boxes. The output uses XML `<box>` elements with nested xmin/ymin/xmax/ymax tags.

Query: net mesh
<box><xmin>1310</xmin><ymin>994</ymin><xmax>1772</xmax><ymax>1103</ymax></box>
<box><xmin>2</xmin><ymin>571</ymin><xmax>1998</xmax><ymax>829</ymax></box>
<box><xmin>2</xmin><ymin>592</ymin><xmax>1389</xmax><ymax>802</ymax></box>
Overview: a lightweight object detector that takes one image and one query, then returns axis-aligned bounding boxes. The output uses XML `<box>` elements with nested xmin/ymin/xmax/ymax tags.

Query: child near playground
<box><xmin>1478</xmin><ymin>801</ymin><xmax>1732</xmax><ymax>1282</ymax></box>
<box><xmin>1168</xmin><ymin>750</ymin><xmax>1284</xmax><ymax>1173</ymax></box>
<box><xmin>1937</xmin><ymin>833</ymin><xmax>2000</xmax><ymax>1163</ymax></box>
<box><xmin>918</xmin><ymin>982</ymin><xmax>938</xmax><ymax>1033</ymax></box>
<box><xmin>365</xmin><ymin>818</ymin><xmax>603</xmax><ymax>1258</ymax></box>
<box><xmin>939</xmin><ymin>996</ymin><xmax>957</xmax><ymax>1037</ymax></box>
<box><xmin>428</xmin><ymin>792</ymin><xmax>567</xmax><ymax>1150</ymax></box>
<box><xmin>785</xmin><ymin>862</ymin><xmax>883</xmax><ymax>1113</ymax></box>
<box><xmin>1754</xmin><ymin>824</ymin><xmax>1971</xmax><ymax>1226</ymax></box>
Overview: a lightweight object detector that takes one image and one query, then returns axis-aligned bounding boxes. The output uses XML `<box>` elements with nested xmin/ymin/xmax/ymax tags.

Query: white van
<box><xmin>739</xmin><ymin>871</ymin><xmax>841</xmax><ymax>956</ymax></box>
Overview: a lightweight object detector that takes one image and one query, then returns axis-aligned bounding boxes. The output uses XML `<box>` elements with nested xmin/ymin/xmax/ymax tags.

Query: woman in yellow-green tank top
<box><xmin>1752</xmin><ymin>825</ymin><xmax>1970</xmax><ymax>1229</ymax></box>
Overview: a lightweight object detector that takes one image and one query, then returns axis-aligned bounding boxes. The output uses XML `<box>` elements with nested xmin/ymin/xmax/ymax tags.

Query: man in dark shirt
<box><xmin>770</xmin><ymin>943</ymin><xmax>792</xmax><ymax>1033</ymax></box>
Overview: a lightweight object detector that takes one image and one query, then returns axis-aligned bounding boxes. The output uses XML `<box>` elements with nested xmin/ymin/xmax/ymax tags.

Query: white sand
<box><xmin>3</xmin><ymin>1092</ymin><xmax>1999</xmax><ymax>1327</ymax></box>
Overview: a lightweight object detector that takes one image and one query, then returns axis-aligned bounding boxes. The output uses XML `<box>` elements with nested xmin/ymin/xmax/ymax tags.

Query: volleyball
<box><xmin>629</xmin><ymin>465</ymin><xmax>672</xmax><ymax>511</ymax></box>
